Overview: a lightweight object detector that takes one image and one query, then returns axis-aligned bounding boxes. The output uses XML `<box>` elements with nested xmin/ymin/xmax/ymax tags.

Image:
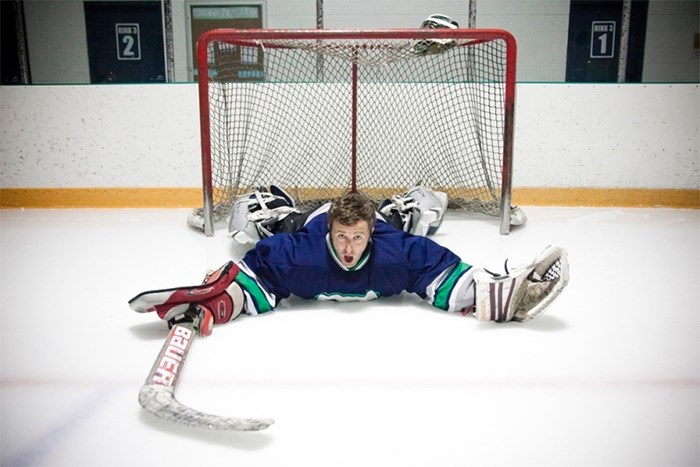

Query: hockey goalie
<box><xmin>129</xmin><ymin>187</ymin><xmax>569</xmax><ymax>336</ymax></box>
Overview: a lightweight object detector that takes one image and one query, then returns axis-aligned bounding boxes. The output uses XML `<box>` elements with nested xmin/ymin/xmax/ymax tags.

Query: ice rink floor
<box><xmin>0</xmin><ymin>206</ymin><xmax>698</xmax><ymax>467</ymax></box>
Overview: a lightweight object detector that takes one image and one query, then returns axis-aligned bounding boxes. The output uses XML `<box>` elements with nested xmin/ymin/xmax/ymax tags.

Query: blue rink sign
<box><xmin>116</xmin><ymin>23</ymin><xmax>141</xmax><ymax>60</ymax></box>
<box><xmin>590</xmin><ymin>21</ymin><xmax>615</xmax><ymax>58</ymax></box>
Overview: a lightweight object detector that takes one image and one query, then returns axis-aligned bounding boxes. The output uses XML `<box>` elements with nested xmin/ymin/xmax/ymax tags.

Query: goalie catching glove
<box><xmin>473</xmin><ymin>245</ymin><xmax>569</xmax><ymax>323</ymax></box>
<box><xmin>128</xmin><ymin>261</ymin><xmax>244</xmax><ymax>336</ymax></box>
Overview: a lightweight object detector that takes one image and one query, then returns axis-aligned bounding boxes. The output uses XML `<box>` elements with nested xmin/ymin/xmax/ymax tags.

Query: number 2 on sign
<box><xmin>116</xmin><ymin>23</ymin><xmax>141</xmax><ymax>60</ymax></box>
<box><xmin>122</xmin><ymin>35</ymin><xmax>135</xmax><ymax>57</ymax></box>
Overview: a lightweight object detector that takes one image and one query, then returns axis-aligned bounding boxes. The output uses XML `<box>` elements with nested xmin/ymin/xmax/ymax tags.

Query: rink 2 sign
<box><xmin>116</xmin><ymin>23</ymin><xmax>141</xmax><ymax>60</ymax></box>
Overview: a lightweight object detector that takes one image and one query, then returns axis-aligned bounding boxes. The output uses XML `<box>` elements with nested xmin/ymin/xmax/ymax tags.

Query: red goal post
<box><xmin>191</xmin><ymin>28</ymin><xmax>519</xmax><ymax>236</ymax></box>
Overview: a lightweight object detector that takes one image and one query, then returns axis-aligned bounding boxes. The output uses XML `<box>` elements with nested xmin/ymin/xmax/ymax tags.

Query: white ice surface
<box><xmin>0</xmin><ymin>207</ymin><xmax>698</xmax><ymax>467</ymax></box>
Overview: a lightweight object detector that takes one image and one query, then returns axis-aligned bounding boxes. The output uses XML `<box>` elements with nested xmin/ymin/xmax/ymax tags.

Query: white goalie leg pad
<box><xmin>474</xmin><ymin>245</ymin><xmax>569</xmax><ymax>323</ymax></box>
<box><xmin>379</xmin><ymin>186</ymin><xmax>448</xmax><ymax>236</ymax></box>
<box><xmin>247</xmin><ymin>203</ymin><xmax>298</xmax><ymax>238</ymax></box>
<box><xmin>228</xmin><ymin>195</ymin><xmax>262</xmax><ymax>244</ymax></box>
<box><xmin>408</xmin><ymin>186</ymin><xmax>448</xmax><ymax>236</ymax></box>
<box><xmin>186</xmin><ymin>209</ymin><xmax>205</xmax><ymax>232</ymax></box>
<box><xmin>510</xmin><ymin>206</ymin><xmax>527</xmax><ymax>227</ymax></box>
<box><xmin>228</xmin><ymin>186</ymin><xmax>299</xmax><ymax>244</ymax></box>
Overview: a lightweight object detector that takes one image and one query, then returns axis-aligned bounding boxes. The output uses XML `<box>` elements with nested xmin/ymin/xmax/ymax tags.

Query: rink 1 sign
<box><xmin>116</xmin><ymin>23</ymin><xmax>141</xmax><ymax>60</ymax></box>
<box><xmin>590</xmin><ymin>21</ymin><xmax>615</xmax><ymax>58</ymax></box>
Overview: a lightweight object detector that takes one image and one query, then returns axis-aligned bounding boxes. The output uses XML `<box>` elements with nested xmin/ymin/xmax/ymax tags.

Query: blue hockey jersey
<box><xmin>236</xmin><ymin>213</ymin><xmax>476</xmax><ymax>315</ymax></box>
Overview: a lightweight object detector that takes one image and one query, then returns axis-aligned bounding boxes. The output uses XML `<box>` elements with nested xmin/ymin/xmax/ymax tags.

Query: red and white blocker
<box><xmin>129</xmin><ymin>261</ymin><xmax>244</xmax><ymax>336</ymax></box>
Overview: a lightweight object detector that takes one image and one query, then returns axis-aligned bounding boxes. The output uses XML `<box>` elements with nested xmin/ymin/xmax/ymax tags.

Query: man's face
<box><xmin>330</xmin><ymin>220</ymin><xmax>372</xmax><ymax>268</ymax></box>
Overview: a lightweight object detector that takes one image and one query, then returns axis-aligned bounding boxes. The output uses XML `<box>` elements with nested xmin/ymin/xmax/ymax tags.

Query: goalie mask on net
<box><xmin>421</xmin><ymin>14</ymin><xmax>459</xmax><ymax>29</ymax></box>
<box><xmin>414</xmin><ymin>14</ymin><xmax>459</xmax><ymax>55</ymax></box>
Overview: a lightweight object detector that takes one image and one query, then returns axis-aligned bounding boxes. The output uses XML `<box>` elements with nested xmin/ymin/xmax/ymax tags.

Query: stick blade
<box><xmin>139</xmin><ymin>384</ymin><xmax>274</xmax><ymax>431</ymax></box>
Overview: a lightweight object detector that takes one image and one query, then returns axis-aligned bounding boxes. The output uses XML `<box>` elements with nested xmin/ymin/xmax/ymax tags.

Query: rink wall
<box><xmin>0</xmin><ymin>83</ymin><xmax>698</xmax><ymax>208</ymax></box>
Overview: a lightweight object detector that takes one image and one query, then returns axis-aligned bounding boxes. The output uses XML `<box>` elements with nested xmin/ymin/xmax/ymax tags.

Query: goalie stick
<box><xmin>139</xmin><ymin>323</ymin><xmax>274</xmax><ymax>431</ymax></box>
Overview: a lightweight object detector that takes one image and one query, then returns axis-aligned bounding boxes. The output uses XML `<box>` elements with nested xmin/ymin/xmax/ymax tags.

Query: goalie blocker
<box><xmin>129</xmin><ymin>261</ymin><xmax>244</xmax><ymax>336</ymax></box>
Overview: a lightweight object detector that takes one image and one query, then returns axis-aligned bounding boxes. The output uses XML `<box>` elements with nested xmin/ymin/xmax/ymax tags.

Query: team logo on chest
<box><xmin>315</xmin><ymin>290</ymin><xmax>380</xmax><ymax>302</ymax></box>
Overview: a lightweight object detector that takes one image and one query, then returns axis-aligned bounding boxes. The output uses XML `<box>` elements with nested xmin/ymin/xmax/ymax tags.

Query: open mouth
<box><xmin>343</xmin><ymin>255</ymin><xmax>354</xmax><ymax>264</ymax></box>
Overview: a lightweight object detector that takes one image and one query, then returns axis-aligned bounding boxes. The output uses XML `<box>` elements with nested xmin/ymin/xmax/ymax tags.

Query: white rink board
<box><xmin>0</xmin><ymin>83</ymin><xmax>697</xmax><ymax>189</ymax></box>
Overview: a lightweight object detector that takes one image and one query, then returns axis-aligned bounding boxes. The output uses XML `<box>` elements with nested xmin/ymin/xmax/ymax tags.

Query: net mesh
<box><xmin>192</xmin><ymin>33</ymin><xmax>512</xmax><ymax>228</ymax></box>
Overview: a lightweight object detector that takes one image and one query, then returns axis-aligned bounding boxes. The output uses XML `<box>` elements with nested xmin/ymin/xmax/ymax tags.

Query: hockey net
<box><xmin>189</xmin><ymin>29</ymin><xmax>519</xmax><ymax>236</ymax></box>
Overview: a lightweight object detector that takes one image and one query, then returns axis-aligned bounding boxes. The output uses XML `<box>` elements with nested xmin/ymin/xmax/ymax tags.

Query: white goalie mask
<box><xmin>414</xmin><ymin>14</ymin><xmax>459</xmax><ymax>55</ymax></box>
<box><xmin>420</xmin><ymin>14</ymin><xmax>459</xmax><ymax>29</ymax></box>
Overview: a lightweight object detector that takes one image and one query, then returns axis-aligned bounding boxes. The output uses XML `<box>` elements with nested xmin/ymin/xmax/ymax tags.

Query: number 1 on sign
<box><xmin>597</xmin><ymin>33</ymin><xmax>608</xmax><ymax>55</ymax></box>
<box><xmin>590</xmin><ymin>21</ymin><xmax>615</xmax><ymax>58</ymax></box>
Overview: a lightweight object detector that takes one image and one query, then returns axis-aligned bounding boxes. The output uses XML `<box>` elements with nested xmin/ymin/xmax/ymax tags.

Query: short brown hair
<box><xmin>328</xmin><ymin>191</ymin><xmax>376</xmax><ymax>230</ymax></box>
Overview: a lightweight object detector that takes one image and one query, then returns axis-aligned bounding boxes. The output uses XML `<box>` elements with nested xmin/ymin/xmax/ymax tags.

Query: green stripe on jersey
<box><xmin>433</xmin><ymin>262</ymin><xmax>472</xmax><ymax>310</ymax></box>
<box><xmin>235</xmin><ymin>271</ymin><xmax>274</xmax><ymax>314</ymax></box>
